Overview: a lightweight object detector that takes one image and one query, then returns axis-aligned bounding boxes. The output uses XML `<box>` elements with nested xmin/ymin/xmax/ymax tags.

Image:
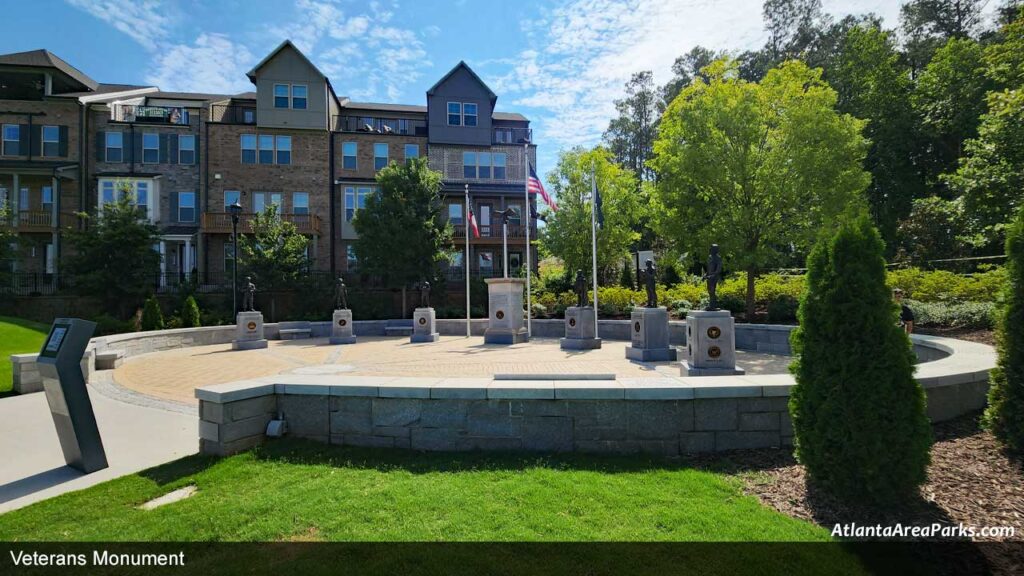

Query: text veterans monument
<box><xmin>330</xmin><ymin>277</ymin><xmax>356</xmax><ymax>345</ymax></box>
<box><xmin>626</xmin><ymin>260</ymin><xmax>677</xmax><ymax>361</ymax></box>
<box><xmin>682</xmin><ymin>245</ymin><xmax>743</xmax><ymax>376</ymax></box>
<box><xmin>561</xmin><ymin>271</ymin><xmax>601</xmax><ymax>350</ymax></box>
<box><xmin>484</xmin><ymin>277</ymin><xmax>529</xmax><ymax>344</ymax></box>
<box><xmin>234</xmin><ymin>276</ymin><xmax>268</xmax><ymax>350</ymax></box>
<box><xmin>411</xmin><ymin>281</ymin><xmax>440</xmax><ymax>343</ymax></box>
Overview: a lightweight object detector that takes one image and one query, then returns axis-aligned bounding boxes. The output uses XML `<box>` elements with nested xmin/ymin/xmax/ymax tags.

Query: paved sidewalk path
<box><xmin>0</xmin><ymin>376</ymin><xmax>197</xmax><ymax>514</ymax></box>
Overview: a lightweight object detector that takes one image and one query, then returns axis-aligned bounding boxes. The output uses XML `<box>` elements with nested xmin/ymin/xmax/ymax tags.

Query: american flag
<box><xmin>528</xmin><ymin>164</ymin><xmax>558</xmax><ymax>212</ymax></box>
<box><xmin>468</xmin><ymin>209</ymin><xmax>481</xmax><ymax>238</ymax></box>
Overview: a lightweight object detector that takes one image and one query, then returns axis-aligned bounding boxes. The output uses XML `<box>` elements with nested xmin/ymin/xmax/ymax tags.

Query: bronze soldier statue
<box><xmin>643</xmin><ymin>259</ymin><xmax>658</xmax><ymax>308</ymax></box>
<box><xmin>334</xmin><ymin>277</ymin><xmax>348</xmax><ymax>310</ymax></box>
<box><xmin>418</xmin><ymin>280</ymin><xmax>431</xmax><ymax>308</ymax></box>
<box><xmin>573</xmin><ymin>270</ymin><xmax>588</xmax><ymax>308</ymax></box>
<box><xmin>242</xmin><ymin>276</ymin><xmax>257</xmax><ymax>312</ymax></box>
<box><xmin>702</xmin><ymin>245</ymin><xmax>723</xmax><ymax>311</ymax></box>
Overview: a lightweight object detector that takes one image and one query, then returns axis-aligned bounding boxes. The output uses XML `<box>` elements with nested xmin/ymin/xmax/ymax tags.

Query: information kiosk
<box><xmin>36</xmin><ymin>318</ymin><xmax>108</xmax><ymax>473</ymax></box>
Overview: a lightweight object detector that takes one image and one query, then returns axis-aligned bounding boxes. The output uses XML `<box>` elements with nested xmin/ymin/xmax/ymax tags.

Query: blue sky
<box><xmin>1</xmin><ymin>0</ymin><xmax>983</xmax><ymax>176</ymax></box>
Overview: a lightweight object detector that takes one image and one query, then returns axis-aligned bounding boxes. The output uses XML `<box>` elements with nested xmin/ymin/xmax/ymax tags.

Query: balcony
<box><xmin>493</xmin><ymin>127</ymin><xmax>532</xmax><ymax>145</ymax></box>
<box><xmin>201</xmin><ymin>212</ymin><xmax>321</xmax><ymax>235</ymax></box>
<box><xmin>210</xmin><ymin>104</ymin><xmax>257</xmax><ymax>124</ymax></box>
<box><xmin>5</xmin><ymin>211</ymin><xmax>79</xmax><ymax>232</ymax></box>
<box><xmin>111</xmin><ymin>104</ymin><xmax>194</xmax><ymax>126</ymax></box>
<box><xmin>451</xmin><ymin>223</ymin><xmax>536</xmax><ymax>242</ymax></box>
<box><xmin>334</xmin><ymin>115</ymin><xmax>427</xmax><ymax>135</ymax></box>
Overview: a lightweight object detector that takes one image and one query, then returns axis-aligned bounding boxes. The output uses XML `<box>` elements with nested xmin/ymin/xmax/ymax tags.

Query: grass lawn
<box><xmin>0</xmin><ymin>440</ymin><xmax>869</xmax><ymax>574</ymax></box>
<box><xmin>0</xmin><ymin>315</ymin><xmax>48</xmax><ymax>395</ymax></box>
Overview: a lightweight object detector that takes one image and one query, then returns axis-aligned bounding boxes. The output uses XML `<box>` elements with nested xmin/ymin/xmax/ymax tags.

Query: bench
<box><xmin>384</xmin><ymin>326</ymin><xmax>414</xmax><ymax>337</ymax></box>
<box><xmin>95</xmin><ymin>349</ymin><xmax>125</xmax><ymax>370</ymax></box>
<box><xmin>278</xmin><ymin>321</ymin><xmax>312</xmax><ymax>340</ymax></box>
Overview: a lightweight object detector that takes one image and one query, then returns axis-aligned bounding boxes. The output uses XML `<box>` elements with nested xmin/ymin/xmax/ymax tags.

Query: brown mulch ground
<box><xmin>692</xmin><ymin>412</ymin><xmax>1023</xmax><ymax>573</ymax></box>
<box><xmin>916</xmin><ymin>327</ymin><xmax>996</xmax><ymax>346</ymax></box>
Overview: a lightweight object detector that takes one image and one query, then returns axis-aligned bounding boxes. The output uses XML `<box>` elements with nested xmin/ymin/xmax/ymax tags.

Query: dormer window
<box><xmin>274</xmin><ymin>84</ymin><xmax>289</xmax><ymax>108</ymax></box>
<box><xmin>447</xmin><ymin>102</ymin><xmax>461</xmax><ymax>126</ymax></box>
<box><xmin>464</xmin><ymin>103</ymin><xmax>478</xmax><ymax>127</ymax></box>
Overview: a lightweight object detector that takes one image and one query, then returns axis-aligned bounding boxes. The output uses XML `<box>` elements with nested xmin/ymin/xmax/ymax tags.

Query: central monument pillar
<box><xmin>484</xmin><ymin>278</ymin><xmax>529</xmax><ymax>344</ymax></box>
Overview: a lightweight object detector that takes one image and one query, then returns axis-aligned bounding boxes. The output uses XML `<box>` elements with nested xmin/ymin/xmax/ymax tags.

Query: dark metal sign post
<box><xmin>36</xmin><ymin>318</ymin><xmax>108</xmax><ymax>474</ymax></box>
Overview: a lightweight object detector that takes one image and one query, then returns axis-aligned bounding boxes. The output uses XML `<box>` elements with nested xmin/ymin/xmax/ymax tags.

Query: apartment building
<box><xmin>0</xmin><ymin>41</ymin><xmax>537</xmax><ymax>292</ymax></box>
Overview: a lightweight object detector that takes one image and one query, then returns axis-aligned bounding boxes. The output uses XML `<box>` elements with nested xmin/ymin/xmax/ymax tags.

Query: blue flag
<box><xmin>594</xmin><ymin>182</ymin><xmax>604</xmax><ymax>229</ymax></box>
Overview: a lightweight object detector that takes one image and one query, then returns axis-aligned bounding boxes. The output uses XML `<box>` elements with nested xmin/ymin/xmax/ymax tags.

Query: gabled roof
<box><xmin>493</xmin><ymin>112</ymin><xmax>528</xmax><ymax>122</ymax></box>
<box><xmin>0</xmin><ymin>49</ymin><xmax>98</xmax><ymax>91</ymax></box>
<box><xmin>426</xmin><ymin>61</ymin><xmax>497</xmax><ymax>106</ymax></box>
<box><xmin>246</xmin><ymin>40</ymin><xmax>326</xmax><ymax>83</ymax></box>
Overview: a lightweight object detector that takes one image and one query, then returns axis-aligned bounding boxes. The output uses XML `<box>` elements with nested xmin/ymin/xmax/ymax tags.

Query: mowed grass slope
<box><xmin>0</xmin><ymin>440</ymin><xmax>837</xmax><ymax>543</ymax></box>
<box><xmin>0</xmin><ymin>315</ymin><xmax>48</xmax><ymax>394</ymax></box>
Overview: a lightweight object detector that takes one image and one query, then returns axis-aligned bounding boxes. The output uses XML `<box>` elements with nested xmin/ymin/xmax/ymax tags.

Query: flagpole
<box><xmin>465</xmin><ymin>183</ymin><xmax>471</xmax><ymax>337</ymax></box>
<box><xmin>524</xmin><ymin>143</ymin><xmax>532</xmax><ymax>338</ymax></box>
<box><xmin>591</xmin><ymin>159</ymin><xmax>599</xmax><ymax>339</ymax></box>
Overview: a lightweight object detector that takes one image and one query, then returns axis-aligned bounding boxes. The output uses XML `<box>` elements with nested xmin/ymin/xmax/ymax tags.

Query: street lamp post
<box><xmin>229</xmin><ymin>201</ymin><xmax>243</xmax><ymax>316</ymax></box>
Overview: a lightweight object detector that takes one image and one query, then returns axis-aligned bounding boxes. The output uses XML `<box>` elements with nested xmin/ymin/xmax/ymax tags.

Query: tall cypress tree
<box><xmin>789</xmin><ymin>216</ymin><xmax>931</xmax><ymax>504</ymax></box>
<box><xmin>984</xmin><ymin>205</ymin><xmax>1024</xmax><ymax>451</ymax></box>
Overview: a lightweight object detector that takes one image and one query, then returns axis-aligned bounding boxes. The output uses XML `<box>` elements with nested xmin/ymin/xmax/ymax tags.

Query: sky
<box><xmin>0</xmin><ymin>0</ymin><xmax>995</xmax><ymax>176</ymax></box>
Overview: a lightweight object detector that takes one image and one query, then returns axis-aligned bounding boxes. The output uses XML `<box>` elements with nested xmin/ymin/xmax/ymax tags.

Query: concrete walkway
<box><xmin>0</xmin><ymin>374</ymin><xmax>197</xmax><ymax>514</ymax></box>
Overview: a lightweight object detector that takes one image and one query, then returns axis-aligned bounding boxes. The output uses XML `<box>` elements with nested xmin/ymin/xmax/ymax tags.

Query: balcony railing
<box><xmin>210</xmin><ymin>104</ymin><xmax>257</xmax><ymax>124</ymax></box>
<box><xmin>201</xmin><ymin>212</ymin><xmax>321</xmax><ymax>235</ymax></box>
<box><xmin>451</xmin><ymin>223</ymin><xmax>536</xmax><ymax>240</ymax></box>
<box><xmin>493</xmin><ymin>127</ymin><xmax>532</xmax><ymax>145</ymax></box>
<box><xmin>111</xmin><ymin>104</ymin><xmax>194</xmax><ymax>126</ymax></box>
<box><xmin>334</xmin><ymin>115</ymin><xmax>427</xmax><ymax>135</ymax></box>
<box><xmin>5</xmin><ymin>211</ymin><xmax>79</xmax><ymax>232</ymax></box>
<box><xmin>442</xmin><ymin>267</ymin><xmax>515</xmax><ymax>281</ymax></box>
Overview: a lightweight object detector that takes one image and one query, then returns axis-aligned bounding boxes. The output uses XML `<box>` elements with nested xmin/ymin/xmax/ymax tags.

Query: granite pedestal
<box><xmin>682</xmin><ymin>309</ymin><xmax>744</xmax><ymax>376</ymax></box>
<box><xmin>560</xmin><ymin>306</ymin><xmax>602</xmax><ymax>350</ymax></box>
<box><xmin>330</xmin><ymin>309</ymin><xmax>357</xmax><ymax>344</ymax></box>
<box><xmin>233</xmin><ymin>311</ymin><xmax>268</xmax><ymax>350</ymax></box>
<box><xmin>484</xmin><ymin>278</ymin><xmax>529</xmax><ymax>345</ymax></box>
<box><xmin>411</xmin><ymin>308</ymin><xmax>440</xmax><ymax>343</ymax></box>
<box><xmin>625</xmin><ymin>307</ymin><xmax>677</xmax><ymax>362</ymax></box>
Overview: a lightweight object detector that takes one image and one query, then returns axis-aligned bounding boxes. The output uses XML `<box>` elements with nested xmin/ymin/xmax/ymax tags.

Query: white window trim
<box><xmin>105</xmin><ymin>131</ymin><xmax>123</xmax><ymax>162</ymax></box>
<box><xmin>447</xmin><ymin>102</ymin><xmax>462</xmax><ymax>126</ymax></box>
<box><xmin>97</xmin><ymin>178</ymin><xmax>155</xmax><ymax>221</ymax></box>
<box><xmin>342</xmin><ymin>142</ymin><xmax>357</xmax><ymax>170</ymax></box>
<box><xmin>291</xmin><ymin>84</ymin><xmax>308</xmax><ymax>109</ymax></box>
<box><xmin>273</xmin><ymin>83</ymin><xmax>290</xmax><ymax>108</ymax></box>
<box><xmin>178</xmin><ymin>191</ymin><xmax>196</xmax><ymax>222</ymax></box>
<box><xmin>275</xmin><ymin>135</ymin><xmax>292</xmax><ymax>164</ymax></box>
<box><xmin>1</xmin><ymin>124</ymin><xmax>18</xmax><ymax>156</ymax></box>
<box><xmin>41</xmin><ymin>125</ymin><xmax>60</xmax><ymax>157</ymax></box>
<box><xmin>293</xmin><ymin>192</ymin><xmax>309</xmax><ymax>215</ymax></box>
<box><xmin>463</xmin><ymin>102</ymin><xmax>478</xmax><ymax>126</ymax></box>
<box><xmin>179</xmin><ymin>134</ymin><xmax>196</xmax><ymax>164</ymax></box>
<box><xmin>374</xmin><ymin>143</ymin><xmax>388</xmax><ymax>170</ymax></box>
<box><xmin>240</xmin><ymin>134</ymin><xmax>256</xmax><ymax>163</ymax></box>
<box><xmin>142</xmin><ymin>133</ymin><xmax>159</xmax><ymax>164</ymax></box>
<box><xmin>404</xmin><ymin>144</ymin><xmax>419</xmax><ymax>160</ymax></box>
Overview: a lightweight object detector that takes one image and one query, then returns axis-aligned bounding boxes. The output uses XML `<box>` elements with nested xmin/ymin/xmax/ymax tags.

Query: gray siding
<box><xmin>427</xmin><ymin>67</ymin><xmax>493</xmax><ymax>146</ymax></box>
<box><xmin>254</xmin><ymin>47</ymin><xmax>328</xmax><ymax>130</ymax></box>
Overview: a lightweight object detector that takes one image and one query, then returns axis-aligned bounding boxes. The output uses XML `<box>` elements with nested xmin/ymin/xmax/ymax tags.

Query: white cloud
<box><xmin>66</xmin><ymin>0</ymin><xmax>174</xmax><ymax>51</ymax></box>
<box><xmin>145</xmin><ymin>33</ymin><xmax>255</xmax><ymax>94</ymax></box>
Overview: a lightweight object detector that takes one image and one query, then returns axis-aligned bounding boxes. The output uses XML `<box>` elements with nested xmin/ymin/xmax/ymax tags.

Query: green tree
<box><xmin>651</xmin><ymin>59</ymin><xmax>870</xmax><ymax>318</ymax></box>
<box><xmin>789</xmin><ymin>216</ymin><xmax>931</xmax><ymax>504</ymax></box>
<box><xmin>661</xmin><ymin>46</ymin><xmax>724</xmax><ymax>109</ymax></box>
<box><xmin>64</xmin><ymin>185</ymin><xmax>162</xmax><ymax>317</ymax></box>
<box><xmin>984</xmin><ymin>205</ymin><xmax>1024</xmax><ymax>452</ymax></box>
<box><xmin>912</xmin><ymin>37</ymin><xmax>993</xmax><ymax>188</ymax></box>
<box><xmin>539</xmin><ymin>147</ymin><xmax>643</xmax><ymax>283</ymax></box>
<box><xmin>181</xmin><ymin>295</ymin><xmax>201</xmax><ymax>328</ymax></box>
<box><xmin>900</xmin><ymin>0</ymin><xmax>987</xmax><ymax>75</ymax></box>
<box><xmin>602</xmin><ymin>71</ymin><xmax>659</xmax><ymax>182</ymax></box>
<box><xmin>0</xmin><ymin>200</ymin><xmax>15</xmax><ymax>286</ymax></box>
<box><xmin>353</xmin><ymin>158</ymin><xmax>451</xmax><ymax>289</ymax></box>
<box><xmin>140</xmin><ymin>296</ymin><xmax>165</xmax><ymax>331</ymax></box>
<box><xmin>896</xmin><ymin>197</ymin><xmax>973</xmax><ymax>263</ymax></box>
<box><xmin>824</xmin><ymin>23</ymin><xmax>923</xmax><ymax>248</ymax></box>
<box><xmin>239</xmin><ymin>203</ymin><xmax>310</xmax><ymax>291</ymax></box>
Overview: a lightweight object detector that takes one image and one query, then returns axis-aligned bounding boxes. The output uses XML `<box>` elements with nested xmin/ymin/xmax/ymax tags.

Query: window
<box><xmin>478</xmin><ymin>152</ymin><xmax>491</xmax><ymax>179</ymax></box>
<box><xmin>510</xmin><ymin>252</ymin><xmax>522</xmax><ymax>271</ymax></box>
<box><xmin>42</xmin><ymin>126</ymin><xmax>60</xmax><ymax>157</ymax></box>
<box><xmin>42</xmin><ymin>186</ymin><xmax>53</xmax><ymax>212</ymax></box>
<box><xmin>274</xmin><ymin>84</ymin><xmax>289</xmax><ymax>108</ymax></box>
<box><xmin>463</xmin><ymin>103</ymin><xmax>478</xmax><ymax>127</ymax></box>
<box><xmin>495</xmin><ymin>128</ymin><xmax>513</xmax><ymax>144</ymax></box>
<box><xmin>344</xmin><ymin>186</ymin><xmax>374</xmax><ymax>221</ymax></box>
<box><xmin>448</xmin><ymin>203</ymin><xmax>463</xmax><ymax>225</ymax></box>
<box><xmin>276</xmin><ymin>136</ymin><xmax>291</xmax><ymax>164</ymax></box>
<box><xmin>479</xmin><ymin>251</ymin><xmax>494</xmax><ymax>270</ymax></box>
<box><xmin>493</xmin><ymin>153</ymin><xmax>507</xmax><ymax>179</ymax></box>
<box><xmin>241</xmin><ymin>134</ymin><xmax>256</xmax><ymax>163</ymax></box>
<box><xmin>224</xmin><ymin>242</ymin><xmax>236</xmax><ymax>273</ymax></box>
<box><xmin>447</xmin><ymin>102</ymin><xmax>461</xmax><ymax>126</ymax></box>
<box><xmin>258</xmin><ymin>135</ymin><xmax>274</xmax><ymax>164</ymax></box>
<box><xmin>142</xmin><ymin>133</ymin><xmax>159</xmax><ymax>163</ymax></box>
<box><xmin>135</xmin><ymin>182</ymin><xmax>149</xmax><ymax>214</ymax></box>
<box><xmin>342</xmin><ymin>142</ymin><xmax>357</xmax><ymax>170</ymax></box>
<box><xmin>404</xmin><ymin>144</ymin><xmax>419</xmax><ymax>160</ymax></box>
<box><xmin>179</xmin><ymin>134</ymin><xmax>196</xmax><ymax>164</ymax></box>
<box><xmin>346</xmin><ymin>245</ymin><xmax>357</xmax><ymax>269</ymax></box>
<box><xmin>293</xmin><ymin>192</ymin><xmax>309</xmax><ymax>215</ymax></box>
<box><xmin>105</xmin><ymin>131</ymin><xmax>123</xmax><ymax>162</ymax></box>
<box><xmin>243</xmin><ymin>109</ymin><xmax>255</xmax><ymax>124</ymax></box>
<box><xmin>101</xmin><ymin>181</ymin><xmax>115</xmax><ymax>205</ymax></box>
<box><xmin>292</xmin><ymin>85</ymin><xmax>308</xmax><ymax>109</ymax></box>
<box><xmin>224</xmin><ymin>190</ymin><xmax>240</xmax><ymax>210</ymax></box>
<box><xmin>463</xmin><ymin>151</ymin><xmax>477</xmax><ymax>179</ymax></box>
<box><xmin>19</xmin><ymin>188</ymin><xmax>29</xmax><ymax>212</ymax></box>
<box><xmin>178</xmin><ymin>191</ymin><xmax>195</xmax><ymax>222</ymax></box>
<box><xmin>253</xmin><ymin>192</ymin><xmax>282</xmax><ymax>214</ymax></box>
<box><xmin>450</xmin><ymin>250</ymin><xmax>464</xmax><ymax>269</ymax></box>
<box><xmin>507</xmin><ymin>204</ymin><xmax>521</xmax><ymax>225</ymax></box>
<box><xmin>374</xmin><ymin>143</ymin><xmax>388</xmax><ymax>171</ymax></box>
<box><xmin>2</xmin><ymin>125</ymin><xmax>19</xmax><ymax>156</ymax></box>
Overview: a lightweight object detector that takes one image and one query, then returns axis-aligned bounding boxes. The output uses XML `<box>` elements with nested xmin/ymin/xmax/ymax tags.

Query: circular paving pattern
<box><xmin>113</xmin><ymin>336</ymin><xmax>793</xmax><ymax>405</ymax></box>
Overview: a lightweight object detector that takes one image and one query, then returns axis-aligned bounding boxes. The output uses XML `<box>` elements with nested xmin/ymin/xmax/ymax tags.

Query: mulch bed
<box><xmin>691</xmin><ymin>412</ymin><xmax>1023</xmax><ymax>573</ymax></box>
<box><xmin>916</xmin><ymin>327</ymin><xmax>996</xmax><ymax>346</ymax></box>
